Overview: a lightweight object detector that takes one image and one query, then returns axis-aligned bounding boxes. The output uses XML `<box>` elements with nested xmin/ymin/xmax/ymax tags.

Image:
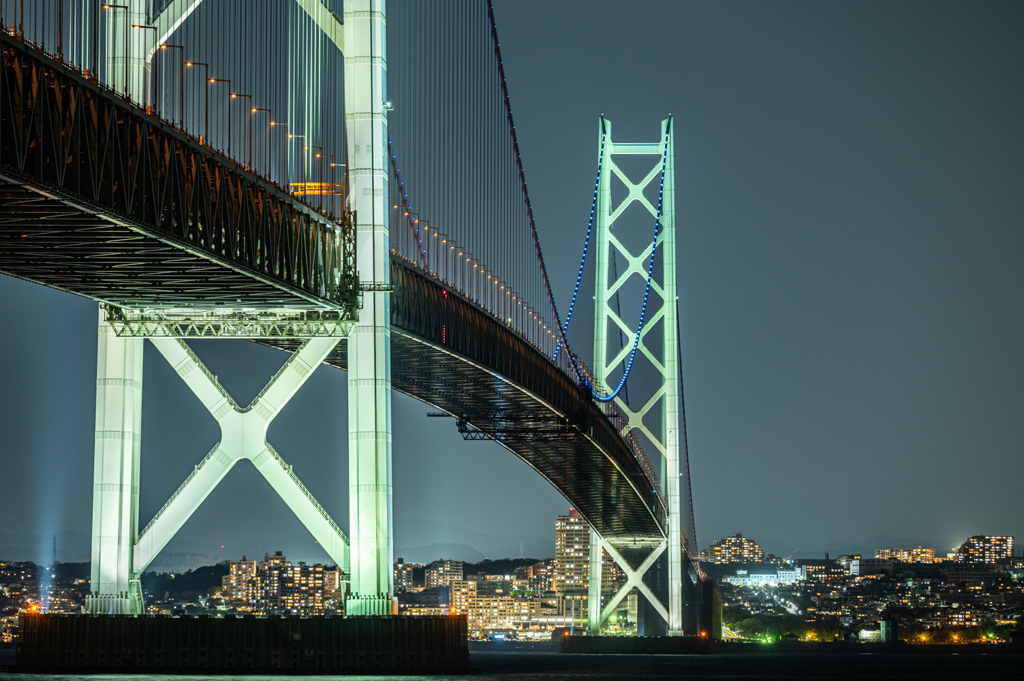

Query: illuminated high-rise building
<box><xmin>955</xmin><ymin>536</ymin><xmax>1014</xmax><ymax>564</ymax></box>
<box><xmin>394</xmin><ymin>558</ymin><xmax>414</xmax><ymax>592</ymax></box>
<box><xmin>698</xmin><ymin>534</ymin><xmax>765</xmax><ymax>564</ymax></box>
<box><xmin>221</xmin><ymin>556</ymin><xmax>258</xmax><ymax>600</ymax></box>
<box><xmin>555</xmin><ymin>509</ymin><xmax>590</xmax><ymax>594</ymax></box>
<box><xmin>875</xmin><ymin>547</ymin><xmax>935</xmax><ymax>563</ymax></box>
<box><xmin>450</xmin><ymin>579</ymin><xmax>541</xmax><ymax>635</ymax></box>
<box><xmin>221</xmin><ymin>551</ymin><xmax>342</xmax><ymax>614</ymax></box>
<box><xmin>554</xmin><ymin>508</ymin><xmax>621</xmax><ymax>597</ymax></box>
<box><xmin>279</xmin><ymin>563</ymin><xmax>340</xmax><ymax>613</ymax></box>
<box><xmin>425</xmin><ymin>560</ymin><xmax>463</xmax><ymax>589</ymax></box>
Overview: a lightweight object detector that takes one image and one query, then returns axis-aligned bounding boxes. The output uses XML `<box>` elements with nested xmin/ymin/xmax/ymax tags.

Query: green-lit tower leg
<box><xmin>344</xmin><ymin>0</ymin><xmax>394</xmax><ymax>617</ymax></box>
<box><xmin>588</xmin><ymin>525</ymin><xmax>603</xmax><ymax>633</ymax></box>
<box><xmin>86</xmin><ymin>309</ymin><xmax>144</xmax><ymax>614</ymax></box>
<box><xmin>102</xmin><ymin>0</ymin><xmax>149</xmax><ymax>102</ymax></box>
<box><xmin>589</xmin><ymin>117</ymin><xmax>687</xmax><ymax>635</ymax></box>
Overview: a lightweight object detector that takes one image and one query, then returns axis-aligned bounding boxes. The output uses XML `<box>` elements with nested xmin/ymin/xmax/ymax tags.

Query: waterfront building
<box><xmin>224</xmin><ymin>551</ymin><xmax>342</xmax><ymax>614</ymax></box>
<box><xmin>221</xmin><ymin>556</ymin><xmax>257</xmax><ymax>600</ymax></box>
<box><xmin>397</xmin><ymin>585</ymin><xmax>449</xmax><ymax>616</ymax></box>
<box><xmin>451</xmin><ymin>579</ymin><xmax>541</xmax><ymax>635</ymax></box>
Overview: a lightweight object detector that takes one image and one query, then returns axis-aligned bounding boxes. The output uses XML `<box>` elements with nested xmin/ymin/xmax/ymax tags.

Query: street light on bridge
<box><xmin>230</xmin><ymin>93</ymin><xmax>253</xmax><ymax>168</ymax></box>
<box><xmin>287</xmin><ymin>133</ymin><xmax>307</xmax><ymax>189</ymax></box>
<box><xmin>208</xmin><ymin>78</ymin><xmax>231</xmax><ymax>155</ymax></box>
<box><xmin>131</xmin><ymin>25</ymin><xmax>157</xmax><ymax>108</ymax></box>
<box><xmin>315</xmin><ymin>152</ymin><xmax>339</xmax><ymax>219</ymax></box>
<box><xmin>184</xmin><ymin>62</ymin><xmax>209</xmax><ymax>142</ymax></box>
<box><xmin>268</xmin><ymin>121</ymin><xmax>291</xmax><ymax>186</ymax></box>
<box><xmin>158</xmin><ymin>44</ymin><xmax>185</xmax><ymax>127</ymax></box>
<box><xmin>308</xmin><ymin>146</ymin><xmax>324</xmax><ymax>212</ymax></box>
<box><xmin>250</xmin><ymin>108</ymin><xmax>271</xmax><ymax>176</ymax></box>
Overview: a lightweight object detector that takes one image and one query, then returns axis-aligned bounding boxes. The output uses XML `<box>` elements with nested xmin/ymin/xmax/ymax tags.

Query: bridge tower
<box><xmin>343</xmin><ymin>0</ymin><xmax>395</xmax><ymax>616</ymax></box>
<box><xmin>587</xmin><ymin>116</ymin><xmax>698</xmax><ymax>636</ymax></box>
<box><xmin>83</xmin><ymin>0</ymin><xmax>381</xmax><ymax>615</ymax></box>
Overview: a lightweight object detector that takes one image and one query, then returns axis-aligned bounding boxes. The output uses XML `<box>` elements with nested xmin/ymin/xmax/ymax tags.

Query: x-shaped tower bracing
<box><xmin>87</xmin><ymin>315</ymin><xmax>355</xmax><ymax>615</ymax></box>
<box><xmin>87</xmin><ymin>0</ymin><xmax>393</xmax><ymax>616</ymax></box>
<box><xmin>133</xmin><ymin>336</ymin><xmax>351</xmax><ymax>574</ymax></box>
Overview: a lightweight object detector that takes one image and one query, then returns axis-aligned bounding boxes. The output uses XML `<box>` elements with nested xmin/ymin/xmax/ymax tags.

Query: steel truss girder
<box><xmin>104</xmin><ymin>305</ymin><xmax>356</xmax><ymax>338</ymax></box>
<box><xmin>455</xmin><ymin>419</ymin><xmax>579</xmax><ymax>442</ymax></box>
<box><xmin>0</xmin><ymin>31</ymin><xmax>359</xmax><ymax>314</ymax></box>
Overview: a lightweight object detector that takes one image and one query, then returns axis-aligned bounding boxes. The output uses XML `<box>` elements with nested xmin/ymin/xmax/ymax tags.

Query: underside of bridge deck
<box><xmin>0</xmin><ymin>181</ymin><xmax>335</xmax><ymax>309</ymax></box>
<box><xmin>259</xmin><ymin>258</ymin><xmax>668</xmax><ymax>542</ymax></box>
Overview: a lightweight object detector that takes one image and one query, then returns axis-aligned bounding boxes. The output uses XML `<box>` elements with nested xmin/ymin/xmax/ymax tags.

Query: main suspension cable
<box><xmin>486</xmin><ymin>0</ymin><xmax>580</xmax><ymax>383</ymax></box>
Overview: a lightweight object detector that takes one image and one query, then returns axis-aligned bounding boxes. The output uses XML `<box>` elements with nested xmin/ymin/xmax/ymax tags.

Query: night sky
<box><xmin>1</xmin><ymin>0</ymin><xmax>1021</xmax><ymax>566</ymax></box>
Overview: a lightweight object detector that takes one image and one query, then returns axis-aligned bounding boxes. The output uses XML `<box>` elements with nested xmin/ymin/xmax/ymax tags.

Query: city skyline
<box><xmin>6</xmin><ymin>516</ymin><xmax>1019</xmax><ymax>641</ymax></box>
<box><xmin>1</xmin><ymin>0</ymin><xmax>1022</xmax><ymax>566</ymax></box>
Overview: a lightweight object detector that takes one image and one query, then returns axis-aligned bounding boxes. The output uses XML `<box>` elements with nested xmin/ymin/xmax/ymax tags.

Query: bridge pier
<box><xmin>86</xmin><ymin>308</ymin><xmax>144</xmax><ymax>615</ymax></box>
<box><xmin>344</xmin><ymin>0</ymin><xmax>395</xmax><ymax>616</ymax></box>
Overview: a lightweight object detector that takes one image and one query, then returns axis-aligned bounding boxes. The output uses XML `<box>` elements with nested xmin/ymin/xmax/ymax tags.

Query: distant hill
<box><xmin>396</xmin><ymin>543</ymin><xmax>485</xmax><ymax>563</ymax></box>
<box><xmin>141</xmin><ymin>564</ymin><xmax>229</xmax><ymax>601</ymax></box>
<box><xmin>465</xmin><ymin>558</ymin><xmax>540</xmax><ymax>577</ymax></box>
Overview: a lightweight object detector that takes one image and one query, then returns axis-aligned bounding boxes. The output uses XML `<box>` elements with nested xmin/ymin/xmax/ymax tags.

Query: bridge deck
<box><xmin>260</xmin><ymin>259</ymin><xmax>668</xmax><ymax>541</ymax></box>
<box><xmin>0</xmin><ymin>31</ymin><xmax>357</xmax><ymax>313</ymax></box>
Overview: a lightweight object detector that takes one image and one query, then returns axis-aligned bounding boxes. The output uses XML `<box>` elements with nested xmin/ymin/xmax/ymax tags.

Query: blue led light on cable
<box><xmin>554</xmin><ymin>122</ymin><xmax>607</xmax><ymax>362</ymax></box>
<box><xmin>593</xmin><ymin>132</ymin><xmax>670</xmax><ymax>403</ymax></box>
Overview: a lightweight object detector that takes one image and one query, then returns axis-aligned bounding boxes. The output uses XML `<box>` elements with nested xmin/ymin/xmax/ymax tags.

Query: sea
<box><xmin>2</xmin><ymin>640</ymin><xmax>1021</xmax><ymax>679</ymax></box>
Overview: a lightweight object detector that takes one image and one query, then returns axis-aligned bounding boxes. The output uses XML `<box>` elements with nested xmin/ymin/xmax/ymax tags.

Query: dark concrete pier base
<box><xmin>560</xmin><ymin>634</ymin><xmax>710</xmax><ymax>654</ymax></box>
<box><xmin>17</xmin><ymin>613</ymin><xmax>468</xmax><ymax>674</ymax></box>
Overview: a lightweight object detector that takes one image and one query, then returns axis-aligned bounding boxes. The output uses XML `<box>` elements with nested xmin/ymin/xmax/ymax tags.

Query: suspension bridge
<box><xmin>0</xmin><ymin>0</ymin><xmax>703</xmax><ymax>636</ymax></box>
